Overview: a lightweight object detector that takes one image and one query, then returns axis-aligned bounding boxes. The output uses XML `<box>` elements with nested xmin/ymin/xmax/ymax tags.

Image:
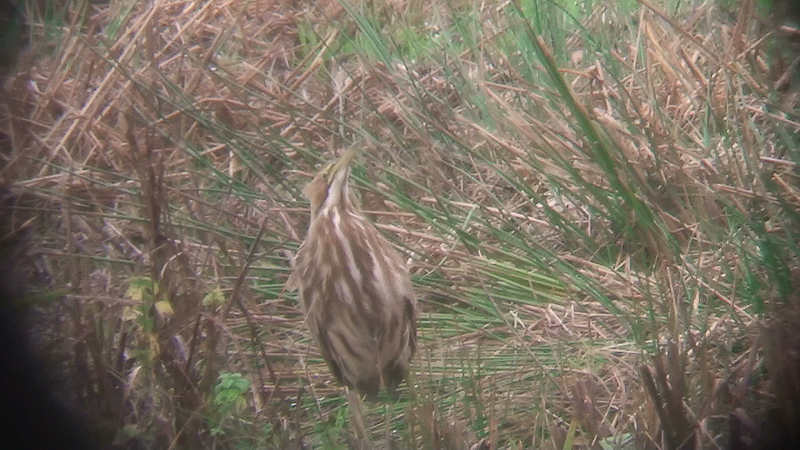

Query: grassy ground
<box><xmin>3</xmin><ymin>0</ymin><xmax>800</xmax><ymax>448</ymax></box>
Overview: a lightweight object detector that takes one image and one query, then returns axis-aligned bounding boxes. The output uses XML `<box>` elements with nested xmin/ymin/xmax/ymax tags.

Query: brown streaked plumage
<box><xmin>288</xmin><ymin>148</ymin><xmax>417</xmax><ymax>399</ymax></box>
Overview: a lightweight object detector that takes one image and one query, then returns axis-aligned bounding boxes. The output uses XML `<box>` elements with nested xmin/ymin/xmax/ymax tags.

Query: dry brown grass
<box><xmin>1</xmin><ymin>0</ymin><xmax>799</xmax><ymax>448</ymax></box>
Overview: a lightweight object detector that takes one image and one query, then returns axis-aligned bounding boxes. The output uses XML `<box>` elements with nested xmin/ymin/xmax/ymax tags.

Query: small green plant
<box><xmin>124</xmin><ymin>276</ymin><xmax>174</xmax><ymax>335</ymax></box>
<box><xmin>210</xmin><ymin>372</ymin><xmax>252</xmax><ymax>437</ymax></box>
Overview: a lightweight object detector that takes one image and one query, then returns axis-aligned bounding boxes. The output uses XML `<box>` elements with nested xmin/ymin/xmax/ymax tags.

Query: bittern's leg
<box><xmin>405</xmin><ymin>370</ymin><xmax>419</xmax><ymax>402</ymax></box>
<box><xmin>383</xmin><ymin>372</ymin><xmax>417</xmax><ymax>448</ymax></box>
<box><xmin>383</xmin><ymin>400</ymin><xmax>395</xmax><ymax>449</ymax></box>
<box><xmin>346</xmin><ymin>387</ymin><xmax>372</xmax><ymax>450</ymax></box>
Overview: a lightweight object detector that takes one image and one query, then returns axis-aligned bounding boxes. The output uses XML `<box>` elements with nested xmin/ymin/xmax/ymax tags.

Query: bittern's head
<box><xmin>303</xmin><ymin>147</ymin><xmax>358</xmax><ymax>217</ymax></box>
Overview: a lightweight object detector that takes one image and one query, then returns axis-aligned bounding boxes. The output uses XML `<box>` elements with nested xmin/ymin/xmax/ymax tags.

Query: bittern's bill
<box><xmin>288</xmin><ymin>148</ymin><xmax>417</xmax><ymax>398</ymax></box>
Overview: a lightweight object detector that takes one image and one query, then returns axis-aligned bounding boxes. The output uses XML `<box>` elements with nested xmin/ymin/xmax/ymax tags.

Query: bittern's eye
<box><xmin>323</xmin><ymin>163</ymin><xmax>336</xmax><ymax>179</ymax></box>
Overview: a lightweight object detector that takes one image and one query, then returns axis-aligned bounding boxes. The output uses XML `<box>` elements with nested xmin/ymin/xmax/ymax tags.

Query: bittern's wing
<box><xmin>313</xmin><ymin>317</ymin><xmax>383</xmax><ymax>398</ymax></box>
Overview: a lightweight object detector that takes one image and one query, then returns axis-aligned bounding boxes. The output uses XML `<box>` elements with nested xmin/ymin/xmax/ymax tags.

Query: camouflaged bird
<box><xmin>287</xmin><ymin>148</ymin><xmax>417</xmax><ymax>399</ymax></box>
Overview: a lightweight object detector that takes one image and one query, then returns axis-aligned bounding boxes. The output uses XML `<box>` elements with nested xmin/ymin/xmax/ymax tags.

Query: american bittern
<box><xmin>288</xmin><ymin>148</ymin><xmax>417</xmax><ymax>399</ymax></box>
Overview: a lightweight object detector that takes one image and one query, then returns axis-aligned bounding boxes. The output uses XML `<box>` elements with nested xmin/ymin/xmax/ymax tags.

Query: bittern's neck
<box><xmin>316</xmin><ymin>168</ymin><xmax>352</xmax><ymax>219</ymax></box>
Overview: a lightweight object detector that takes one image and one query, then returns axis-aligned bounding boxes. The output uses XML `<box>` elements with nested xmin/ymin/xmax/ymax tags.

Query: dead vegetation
<box><xmin>0</xmin><ymin>0</ymin><xmax>799</xmax><ymax>448</ymax></box>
